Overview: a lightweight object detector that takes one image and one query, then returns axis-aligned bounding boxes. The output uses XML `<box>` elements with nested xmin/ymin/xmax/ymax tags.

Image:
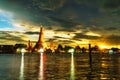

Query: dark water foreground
<box><xmin>0</xmin><ymin>53</ymin><xmax>120</xmax><ymax>80</ymax></box>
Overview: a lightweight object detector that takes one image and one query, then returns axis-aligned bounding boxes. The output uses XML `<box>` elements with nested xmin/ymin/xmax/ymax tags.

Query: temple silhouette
<box><xmin>32</xmin><ymin>27</ymin><xmax>45</xmax><ymax>52</ymax></box>
<box><xmin>26</xmin><ymin>40</ymin><xmax>32</xmax><ymax>52</ymax></box>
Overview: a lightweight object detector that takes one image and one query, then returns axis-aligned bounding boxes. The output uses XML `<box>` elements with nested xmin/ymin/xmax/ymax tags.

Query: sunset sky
<box><xmin>0</xmin><ymin>0</ymin><xmax>120</xmax><ymax>48</ymax></box>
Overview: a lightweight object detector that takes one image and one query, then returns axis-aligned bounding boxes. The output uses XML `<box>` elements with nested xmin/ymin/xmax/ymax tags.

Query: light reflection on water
<box><xmin>38</xmin><ymin>53</ymin><xmax>46</xmax><ymax>80</ymax></box>
<box><xmin>70</xmin><ymin>53</ymin><xmax>75</xmax><ymax>80</ymax></box>
<box><xmin>0</xmin><ymin>53</ymin><xmax>120</xmax><ymax>80</ymax></box>
<box><xmin>19</xmin><ymin>52</ymin><xmax>24</xmax><ymax>80</ymax></box>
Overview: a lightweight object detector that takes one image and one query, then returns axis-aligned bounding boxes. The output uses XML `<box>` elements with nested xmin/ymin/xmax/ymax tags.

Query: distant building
<box><xmin>0</xmin><ymin>45</ymin><xmax>15</xmax><ymax>53</ymax></box>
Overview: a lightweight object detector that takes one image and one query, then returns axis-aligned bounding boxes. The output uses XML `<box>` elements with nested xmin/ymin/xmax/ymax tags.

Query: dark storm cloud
<box><xmin>46</xmin><ymin>38</ymin><xmax>74</xmax><ymax>45</ymax></box>
<box><xmin>31</xmin><ymin>0</ymin><xmax>66</xmax><ymax>10</ymax></box>
<box><xmin>76</xmin><ymin>0</ymin><xmax>120</xmax><ymax>10</ymax></box>
<box><xmin>0</xmin><ymin>31</ymin><xmax>24</xmax><ymax>41</ymax></box>
<box><xmin>54</xmin><ymin>27</ymin><xmax>76</xmax><ymax>32</ymax></box>
<box><xmin>0</xmin><ymin>0</ymin><xmax>49</xmax><ymax>25</ymax></box>
<box><xmin>0</xmin><ymin>0</ymin><xmax>101</xmax><ymax>26</ymax></box>
<box><xmin>87</xmin><ymin>25</ymin><xmax>119</xmax><ymax>34</ymax></box>
<box><xmin>0</xmin><ymin>0</ymin><xmax>120</xmax><ymax>46</ymax></box>
<box><xmin>105</xmin><ymin>27</ymin><xmax>118</xmax><ymax>31</ymax></box>
<box><xmin>103</xmin><ymin>0</ymin><xmax>120</xmax><ymax>9</ymax></box>
<box><xmin>105</xmin><ymin>34</ymin><xmax>120</xmax><ymax>45</ymax></box>
<box><xmin>53</xmin><ymin>35</ymin><xmax>70</xmax><ymax>40</ymax></box>
<box><xmin>88</xmin><ymin>25</ymin><xmax>103</xmax><ymax>32</ymax></box>
<box><xmin>46</xmin><ymin>25</ymin><xmax>80</xmax><ymax>32</ymax></box>
<box><xmin>48</xmin><ymin>16</ymin><xmax>80</xmax><ymax>28</ymax></box>
<box><xmin>24</xmin><ymin>31</ymin><xmax>39</xmax><ymax>35</ymax></box>
<box><xmin>73</xmin><ymin>33</ymin><xmax>101</xmax><ymax>40</ymax></box>
<box><xmin>53</xmin><ymin>36</ymin><xmax>67</xmax><ymax>39</ymax></box>
<box><xmin>59</xmin><ymin>40</ymin><xmax>74</xmax><ymax>44</ymax></box>
<box><xmin>46</xmin><ymin>38</ymin><xmax>57</xmax><ymax>42</ymax></box>
<box><xmin>107</xmin><ymin>35</ymin><xmax>120</xmax><ymax>40</ymax></box>
<box><xmin>0</xmin><ymin>0</ymin><xmax>119</xmax><ymax>27</ymax></box>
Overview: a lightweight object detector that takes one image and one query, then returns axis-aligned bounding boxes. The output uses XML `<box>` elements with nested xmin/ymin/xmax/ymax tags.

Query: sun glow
<box><xmin>99</xmin><ymin>44</ymin><xmax>108</xmax><ymax>49</ymax></box>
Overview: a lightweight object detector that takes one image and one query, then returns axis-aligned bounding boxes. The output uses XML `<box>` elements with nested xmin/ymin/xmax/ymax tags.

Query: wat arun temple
<box><xmin>33</xmin><ymin>27</ymin><xmax>44</xmax><ymax>52</ymax></box>
<box><xmin>27</xmin><ymin>27</ymin><xmax>45</xmax><ymax>52</ymax></box>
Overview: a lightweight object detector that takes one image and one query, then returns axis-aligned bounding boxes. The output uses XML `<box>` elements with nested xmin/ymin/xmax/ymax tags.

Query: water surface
<box><xmin>0</xmin><ymin>53</ymin><xmax>120</xmax><ymax>80</ymax></box>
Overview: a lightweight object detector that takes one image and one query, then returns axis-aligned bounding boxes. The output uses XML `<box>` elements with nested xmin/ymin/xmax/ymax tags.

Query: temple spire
<box><xmin>33</xmin><ymin>27</ymin><xmax>44</xmax><ymax>52</ymax></box>
<box><xmin>27</xmin><ymin>40</ymin><xmax>32</xmax><ymax>52</ymax></box>
<box><xmin>38</xmin><ymin>27</ymin><xmax>44</xmax><ymax>42</ymax></box>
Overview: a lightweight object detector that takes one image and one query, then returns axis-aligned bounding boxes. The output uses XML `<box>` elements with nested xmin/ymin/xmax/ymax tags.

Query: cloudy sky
<box><xmin>0</xmin><ymin>0</ymin><xmax>120</xmax><ymax>48</ymax></box>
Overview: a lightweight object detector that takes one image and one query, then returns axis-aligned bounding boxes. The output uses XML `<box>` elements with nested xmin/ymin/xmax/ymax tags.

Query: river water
<box><xmin>0</xmin><ymin>53</ymin><xmax>120</xmax><ymax>80</ymax></box>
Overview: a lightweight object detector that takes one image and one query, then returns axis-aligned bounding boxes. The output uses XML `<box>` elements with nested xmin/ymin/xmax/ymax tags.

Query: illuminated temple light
<box><xmin>21</xmin><ymin>48</ymin><xmax>26</xmax><ymax>53</ymax></box>
<box><xmin>39</xmin><ymin>48</ymin><xmax>44</xmax><ymax>53</ymax></box>
<box><xmin>68</xmin><ymin>48</ymin><xmax>75</xmax><ymax>53</ymax></box>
